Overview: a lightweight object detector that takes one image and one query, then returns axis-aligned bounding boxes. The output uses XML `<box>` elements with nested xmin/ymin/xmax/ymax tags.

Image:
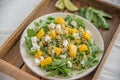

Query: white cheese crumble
<box><xmin>44</xmin><ymin>35</ymin><xmax>51</xmax><ymax>42</ymax></box>
<box><xmin>71</xmin><ymin>21</ymin><xmax>77</xmax><ymax>27</ymax></box>
<box><xmin>34</xmin><ymin>58</ymin><xmax>40</xmax><ymax>65</ymax></box>
<box><xmin>31</xmin><ymin>43</ymin><xmax>40</xmax><ymax>51</ymax></box>
<box><xmin>67</xmin><ymin>61</ymin><xmax>72</xmax><ymax>68</ymax></box>
<box><xmin>31</xmin><ymin>36</ymin><xmax>37</xmax><ymax>43</ymax></box>
<box><xmin>60</xmin><ymin>55</ymin><xmax>66</xmax><ymax>59</ymax></box>
<box><xmin>63</xmin><ymin>40</ymin><xmax>68</xmax><ymax>47</ymax></box>
<box><xmin>73</xmin><ymin>33</ymin><xmax>80</xmax><ymax>39</ymax></box>
<box><xmin>56</xmin><ymin>24</ymin><xmax>62</xmax><ymax>30</ymax></box>
<box><xmin>31</xmin><ymin>37</ymin><xmax>40</xmax><ymax>50</ymax></box>
<box><xmin>49</xmin><ymin>23</ymin><xmax>56</xmax><ymax>29</ymax></box>
<box><xmin>39</xmin><ymin>56</ymin><xmax>44</xmax><ymax>61</ymax></box>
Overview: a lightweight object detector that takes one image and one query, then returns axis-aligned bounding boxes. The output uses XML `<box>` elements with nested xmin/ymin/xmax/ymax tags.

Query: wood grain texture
<box><xmin>2</xmin><ymin>40</ymin><xmax>24</xmax><ymax>68</ymax></box>
<box><xmin>0</xmin><ymin>59</ymin><xmax>39</xmax><ymax>80</ymax></box>
<box><xmin>21</xmin><ymin>65</ymin><xmax>40</xmax><ymax>78</ymax></box>
<box><xmin>0</xmin><ymin>0</ymin><xmax>120</xmax><ymax>80</ymax></box>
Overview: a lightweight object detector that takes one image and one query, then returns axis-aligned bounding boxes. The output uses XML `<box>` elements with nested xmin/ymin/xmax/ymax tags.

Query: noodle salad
<box><xmin>24</xmin><ymin>15</ymin><xmax>102</xmax><ymax>77</ymax></box>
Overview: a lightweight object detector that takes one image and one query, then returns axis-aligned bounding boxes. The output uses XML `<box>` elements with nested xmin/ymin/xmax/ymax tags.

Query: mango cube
<box><xmin>55</xmin><ymin>17</ymin><xmax>65</xmax><ymax>24</ymax></box>
<box><xmin>36</xmin><ymin>29</ymin><xmax>45</xmax><ymax>39</ymax></box>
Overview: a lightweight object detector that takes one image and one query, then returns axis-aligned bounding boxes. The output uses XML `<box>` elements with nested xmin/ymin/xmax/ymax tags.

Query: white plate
<box><xmin>20</xmin><ymin>13</ymin><xmax>104</xmax><ymax>80</ymax></box>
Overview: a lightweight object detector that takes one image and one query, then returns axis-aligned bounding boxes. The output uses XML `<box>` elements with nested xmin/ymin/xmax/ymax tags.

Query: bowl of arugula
<box><xmin>20</xmin><ymin>13</ymin><xmax>104</xmax><ymax>80</ymax></box>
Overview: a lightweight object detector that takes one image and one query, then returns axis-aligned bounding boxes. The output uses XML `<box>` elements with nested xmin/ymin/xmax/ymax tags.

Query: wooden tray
<box><xmin>0</xmin><ymin>0</ymin><xmax>120</xmax><ymax>80</ymax></box>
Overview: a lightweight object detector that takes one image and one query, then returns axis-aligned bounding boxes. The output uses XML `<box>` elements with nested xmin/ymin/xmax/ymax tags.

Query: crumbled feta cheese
<box><xmin>73</xmin><ymin>33</ymin><xmax>80</xmax><ymax>39</ymax></box>
<box><xmin>31</xmin><ymin>36</ymin><xmax>37</xmax><ymax>43</ymax></box>
<box><xmin>31</xmin><ymin>43</ymin><xmax>40</xmax><ymax>50</ymax></box>
<box><xmin>31</xmin><ymin>36</ymin><xmax>40</xmax><ymax>50</ymax></box>
<box><xmin>44</xmin><ymin>35</ymin><xmax>51</xmax><ymax>42</ymax></box>
<box><xmin>39</xmin><ymin>56</ymin><xmax>44</xmax><ymax>61</ymax></box>
<box><xmin>49</xmin><ymin>23</ymin><xmax>56</xmax><ymax>29</ymax></box>
<box><xmin>34</xmin><ymin>58</ymin><xmax>40</xmax><ymax>65</ymax></box>
<box><xmin>60</xmin><ymin>55</ymin><xmax>66</xmax><ymax>59</ymax></box>
<box><xmin>71</xmin><ymin>21</ymin><xmax>77</xmax><ymax>27</ymax></box>
<box><xmin>56</xmin><ymin>24</ymin><xmax>62</xmax><ymax>30</ymax></box>
<box><xmin>63</xmin><ymin>40</ymin><xmax>68</xmax><ymax>47</ymax></box>
<box><xmin>67</xmin><ymin>61</ymin><xmax>72</xmax><ymax>68</ymax></box>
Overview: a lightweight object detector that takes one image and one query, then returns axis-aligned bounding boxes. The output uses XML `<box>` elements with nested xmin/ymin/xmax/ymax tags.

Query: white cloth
<box><xmin>0</xmin><ymin>0</ymin><xmax>41</xmax><ymax>46</ymax></box>
<box><xmin>0</xmin><ymin>0</ymin><xmax>41</xmax><ymax>80</ymax></box>
<box><xmin>0</xmin><ymin>0</ymin><xmax>120</xmax><ymax>80</ymax></box>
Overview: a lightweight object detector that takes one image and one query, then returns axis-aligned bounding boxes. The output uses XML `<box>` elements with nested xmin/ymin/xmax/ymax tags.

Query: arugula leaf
<box><xmin>79</xmin><ymin>7</ymin><xmax>112</xmax><ymax>30</ymax></box>
<box><xmin>85</xmin><ymin>7</ymin><xmax>94</xmax><ymax>22</ymax></box>
<box><xmin>61</xmin><ymin>66</ymin><xmax>72</xmax><ymax>76</ymax></box>
<box><xmin>91</xmin><ymin>7</ymin><xmax>112</xmax><ymax>18</ymax></box>
<box><xmin>46</xmin><ymin>69</ymin><xmax>59</xmax><ymax>76</ymax></box>
<box><xmin>39</xmin><ymin>20</ymin><xmax>46</xmax><ymax>27</ymax></box>
<box><xmin>44</xmin><ymin>59</ymin><xmax>72</xmax><ymax>77</ymax></box>
<box><xmin>25</xmin><ymin>37</ymin><xmax>32</xmax><ymax>50</ymax></box>
<box><xmin>27</xmin><ymin>29</ymin><xmax>36</xmax><ymax>37</ymax></box>
<box><xmin>79</xmin><ymin>8</ymin><xmax>87</xmax><ymax>18</ymax></box>
<box><xmin>46</xmin><ymin>16</ymin><xmax>55</xmax><ymax>24</ymax></box>
<box><xmin>50</xmin><ymin>39</ymin><xmax>57</xmax><ymax>46</ymax></box>
<box><xmin>40</xmin><ymin>47</ymin><xmax>48</xmax><ymax>54</ymax></box>
<box><xmin>34</xmin><ymin>22</ymin><xmax>40</xmax><ymax>27</ymax></box>
<box><xmin>98</xmin><ymin>15</ymin><xmax>109</xmax><ymax>29</ymax></box>
<box><xmin>26</xmin><ymin>49</ymin><xmax>36</xmax><ymax>55</ymax></box>
<box><xmin>65</xmin><ymin>15</ymin><xmax>86</xmax><ymax>29</ymax></box>
<box><xmin>92</xmin><ymin>14</ymin><xmax>101</xmax><ymax>28</ymax></box>
<box><xmin>88</xmin><ymin>58</ymin><xmax>99</xmax><ymax>67</ymax></box>
<box><xmin>52</xmin><ymin>59</ymin><xmax>67</xmax><ymax>66</ymax></box>
<box><xmin>90</xmin><ymin>44</ymin><xmax>102</xmax><ymax>55</ymax></box>
<box><xmin>63</xmin><ymin>34</ymin><xmax>75</xmax><ymax>40</ymax></box>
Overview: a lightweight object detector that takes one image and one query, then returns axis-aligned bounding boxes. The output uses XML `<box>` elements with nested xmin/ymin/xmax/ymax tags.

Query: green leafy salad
<box><xmin>79</xmin><ymin>7</ymin><xmax>112</xmax><ymax>29</ymax></box>
<box><xmin>24</xmin><ymin>15</ymin><xmax>102</xmax><ymax>77</ymax></box>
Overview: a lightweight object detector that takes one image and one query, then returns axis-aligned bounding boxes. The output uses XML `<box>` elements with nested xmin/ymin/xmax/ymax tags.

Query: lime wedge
<box><xmin>64</xmin><ymin>0</ymin><xmax>78</xmax><ymax>11</ymax></box>
<box><xmin>55</xmin><ymin>0</ymin><xmax>65</xmax><ymax>10</ymax></box>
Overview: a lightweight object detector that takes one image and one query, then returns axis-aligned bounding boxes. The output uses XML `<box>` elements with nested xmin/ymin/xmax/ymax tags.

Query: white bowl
<box><xmin>20</xmin><ymin>13</ymin><xmax>104</xmax><ymax>80</ymax></box>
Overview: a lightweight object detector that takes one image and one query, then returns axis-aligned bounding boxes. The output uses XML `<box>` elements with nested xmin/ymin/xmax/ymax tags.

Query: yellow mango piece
<box><xmin>40</xmin><ymin>57</ymin><xmax>52</xmax><ymax>67</ymax></box>
<box><xmin>55</xmin><ymin>17</ymin><xmax>65</xmax><ymax>24</ymax></box>
<box><xmin>50</xmin><ymin>30</ymin><xmax>56</xmax><ymax>39</ymax></box>
<box><xmin>79</xmin><ymin>44</ymin><xmax>88</xmax><ymax>52</ymax></box>
<box><xmin>36</xmin><ymin>29</ymin><xmax>45</xmax><ymax>39</ymax></box>
<box><xmin>67</xmin><ymin>28</ymin><xmax>78</xmax><ymax>34</ymax></box>
<box><xmin>53</xmin><ymin>46</ymin><xmax>62</xmax><ymax>55</ymax></box>
<box><xmin>70</xmin><ymin>51</ymin><xmax>76</xmax><ymax>57</ymax></box>
<box><xmin>68</xmin><ymin>44</ymin><xmax>76</xmax><ymax>57</ymax></box>
<box><xmin>84</xmin><ymin>31</ymin><xmax>91</xmax><ymax>40</ymax></box>
<box><xmin>34</xmin><ymin>50</ymin><xmax>42</xmax><ymax>58</ymax></box>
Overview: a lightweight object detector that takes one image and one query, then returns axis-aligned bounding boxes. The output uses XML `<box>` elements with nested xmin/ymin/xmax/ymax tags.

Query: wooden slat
<box><xmin>21</xmin><ymin>65</ymin><xmax>40</xmax><ymax>78</ymax></box>
<box><xmin>2</xmin><ymin>40</ymin><xmax>24</xmax><ymax>68</ymax></box>
<box><xmin>0</xmin><ymin>59</ymin><xmax>39</xmax><ymax>80</ymax></box>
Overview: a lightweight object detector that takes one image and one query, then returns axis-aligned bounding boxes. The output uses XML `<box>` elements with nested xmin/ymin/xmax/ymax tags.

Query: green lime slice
<box><xmin>55</xmin><ymin>0</ymin><xmax>65</xmax><ymax>10</ymax></box>
<box><xmin>64</xmin><ymin>0</ymin><xmax>78</xmax><ymax>11</ymax></box>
